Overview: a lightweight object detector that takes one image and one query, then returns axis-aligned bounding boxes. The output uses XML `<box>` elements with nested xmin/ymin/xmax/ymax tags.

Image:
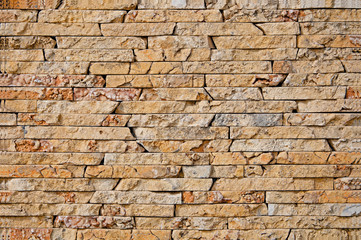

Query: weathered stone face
<box><xmin>1</xmin><ymin>0</ymin><xmax>360</xmax><ymax>238</ymax></box>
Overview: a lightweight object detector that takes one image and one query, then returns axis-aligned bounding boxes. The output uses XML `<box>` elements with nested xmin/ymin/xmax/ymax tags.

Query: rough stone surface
<box><xmin>1</xmin><ymin>1</ymin><xmax>360</xmax><ymax>238</ymax></box>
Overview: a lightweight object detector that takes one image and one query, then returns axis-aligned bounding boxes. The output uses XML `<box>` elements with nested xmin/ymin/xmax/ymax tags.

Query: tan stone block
<box><xmin>182</xmin><ymin>191</ymin><xmax>265</xmax><ymax>204</ymax></box>
<box><xmin>329</xmin><ymin>139</ymin><xmax>361</xmax><ymax>152</ymax></box>
<box><xmin>0</xmin><ymin>114</ymin><xmax>16</xmax><ymax>125</ymax></box>
<box><xmin>3</xmin><ymin>178</ymin><xmax>118</xmax><ymax>191</ymax></box>
<box><xmin>273</xmin><ymin>60</ymin><xmax>344</xmax><ymax>74</ymax></box>
<box><xmin>296</xmin><ymin>48</ymin><xmax>361</xmax><ymax>61</ymax></box>
<box><xmin>138</xmin><ymin>140</ymin><xmax>231</xmax><ymax>153</ymax></box>
<box><xmin>172</xmin><ymin>230</ymin><xmax>289</xmax><ymax>240</ymax></box>
<box><xmin>5</xmin><ymin>62</ymin><xmax>90</xmax><ymax>74</ymax></box>
<box><xmin>228</xmin><ymin>216</ymin><xmax>361</xmax><ymax>230</ymax></box>
<box><xmin>2</xmin><ymin>50</ymin><xmax>43</xmax><ymax>61</ymax></box>
<box><xmin>267</xmin><ymin>190</ymin><xmax>361</xmax><ymax>204</ymax></box>
<box><xmin>288</xmin><ymin>229</ymin><xmax>349</xmax><ymax>240</ymax></box>
<box><xmin>328</xmin><ymin>152</ymin><xmax>361</xmax><ymax>165</ymax></box>
<box><xmin>230</xmin><ymin>139</ymin><xmax>331</xmax><ymax>151</ymax></box>
<box><xmin>148</xmin><ymin>36</ymin><xmax>211</xmax><ymax>49</ymax></box>
<box><xmin>298</xmin><ymin>100</ymin><xmax>361</xmax><ymax>113</ymax></box>
<box><xmin>298</xmin><ymin>35</ymin><xmax>361</xmax><ymax>48</ymax></box>
<box><xmin>133</xmin><ymin>127</ymin><xmax>228</xmax><ymax>140</ymax></box>
<box><xmin>38</xmin><ymin>10</ymin><xmax>126</xmax><ymax>23</ymax></box>
<box><xmin>300</xmin><ymin>22</ymin><xmax>361</xmax><ymax>35</ymax></box>
<box><xmin>0</xmin><ymin>165</ymin><xmax>84</xmax><ymax>178</ymax></box>
<box><xmin>74</xmin><ymin>88</ymin><xmax>141</xmax><ymax>101</ymax></box>
<box><xmin>0</xmin><ymin>36</ymin><xmax>56</xmax><ymax>49</ymax></box>
<box><xmin>14</xmin><ymin>139</ymin><xmax>143</xmax><ymax>153</ymax></box>
<box><xmin>283</xmin><ymin>73</ymin><xmax>334</xmax><ymax>87</ymax></box>
<box><xmin>176</xmin><ymin>204</ymin><xmax>267</xmax><ymax>217</ymax></box>
<box><xmin>343</xmin><ymin>60</ymin><xmax>361</xmax><ymax>73</ymax></box>
<box><xmin>0</xmin><ymin>74</ymin><xmax>105</xmax><ymax>87</ymax></box>
<box><xmin>138</xmin><ymin>0</ymin><xmax>204</xmax><ymax>9</ymax></box>
<box><xmin>89</xmin><ymin>63</ymin><xmax>130</xmax><ymax>75</ymax></box>
<box><xmin>338</xmin><ymin>74</ymin><xmax>361</xmax><ymax>86</ymax></box>
<box><xmin>256</xmin><ymin>22</ymin><xmax>300</xmax><ymax>35</ymax></box>
<box><xmin>107</xmin><ymin>75</ymin><xmax>204</xmax><ymax>88</ymax></box>
<box><xmin>101</xmin><ymin>204</ymin><xmax>174</xmax><ymax>217</ymax></box>
<box><xmin>279</xmin><ymin>0</ymin><xmax>361</xmax><ymax>9</ymax></box>
<box><xmin>276</xmin><ymin>152</ymin><xmax>330</xmax><ymax>164</ymax></box>
<box><xmin>0</xmin><ymin>152</ymin><xmax>103</xmax><ymax>165</ymax></box>
<box><xmin>246</xmin><ymin>101</ymin><xmax>297</xmax><ymax>113</ymax></box>
<box><xmin>0</xmin><ymin>126</ymin><xmax>24</xmax><ymax>139</ymax></box>
<box><xmin>0</xmin><ymin>23</ymin><xmax>101</xmax><ymax>36</ymax></box>
<box><xmin>0</xmin><ymin>217</ymin><xmax>52</xmax><ymax>228</ymax></box>
<box><xmin>37</xmin><ymin>101</ymin><xmax>119</xmax><ymax>114</ymax></box>
<box><xmin>210</xmin><ymin>152</ymin><xmax>247</xmax><ymax>165</ymax></box>
<box><xmin>101</xmin><ymin>23</ymin><xmax>175</xmax><ymax>36</ymax></box>
<box><xmin>17</xmin><ymin>114</ymin><xmax>130</xmax><ymax>127</ymax></box>
<box><xmin>183</xmin><ymin>61</ymin><xmax>271</xmax><ymax>74</ymax></box>
<box><xmin>76</xmin><ymin>229</ymin><xmax>132</xmax><ymax>240</ymax></box>
<box><xmin>60</xmin><ymin>0</ymin><xmax>137</xmax><ymax>10</ymax></box>
<box><xmin>0</xmin><ymin>10</ymin><xmax>37</xmax><ymax>22</ymax></box>
<box><xmin>258</xmin><ymin>165</ymin><xmax>351</xmax><ymax>178</ymax></box>
<box><xmin>213</xmin><ymin>178</ymin><xmax>315</xmax><ymax>191</ymax></box>
<box><xmin>335</xmin><ymin>178</ymin><xmax>361</xmax><ymax>190</ymax></box>
<box><xmin>104</xmin><ymin>153</ymin><xmax>210</xmax><ymax>165</ymax></box>
<box><xmin>125</xmin><ymin>10</ymin><xmax>167</xmax><ymax>22</ymax></box>
<box><xmin>54</xmin><ymin>216</ymin><xmax>134</xmax><ymax>229</ymax></box>
<box><xmin>175</xmin><ymin>23</ymin><xmax>262</xmax><ymax>35</ymax></box>
<box><xmin>24</xmin><ymin>126</ymin><xmax>135</xmax><ymax>140</ymax></box>
<box><xmin>134</xmin><ymin>49</ymin><xmax>164</xmax><ymax>61</ymax></box>
<box><xmin>167</xmin><ymin>10</ymin><xmax>222</xmax><ymax>22</ymax></box>
<box><xmin>231</xmin><ymin>126</ymin><xmax>360</xmax><ymax>139</ymax></box>
<box><xmin>0</xmin><ymin>228</ymin><xmax>53</xmax><ymax>240</ymax></box>
<box><xmin>128</xmin><ymin>114</ymin><xmax>214</xmax><ymax>127</ymax></box>
<box><xmin>85</xmin><ymin>166</ymin><xmax>181</xmax><ymax>178</ymax></box>
<box><xmin>299</xmin><ymin>9</ymin><xmax>361</xmax><ymax>22</ymax></box>
<box><xmin>90</xmin><ymin>191</ymin><xmax>181</xmax><ymax>204</ymax></box>
<box><xmin>0</xmin><ymin>87</ymin><xmax>73</xmax><ymax>100</ymax></box>
<box><xmin>115</xmin><ymin>179</ymin><xmax>213</xmax><ymax>191</ymax></box>
<box><xmin>213</xmin><ymin>36</ymin><xmax>296</xmax><ymax>49</ymax></box>
<box><xmin>224</xmin><ymin>9</ymin><xmax>299</xmax><ymax>22</ymax></box>
<box><xmin>205</xmin><ymin>87</ymin><xmax>263</xmax><ymax>100</ymax></box>
<box><xmin>135</xmin><ymin>217</ymin><xmax>227</xmax><ymax>230</ymax></box>
<box><xmin>45</xmin><ymin>49</ymin><xmax>134</xmax><ymax>62</ymax></box>
<box><xmin>187</xmin><ymin>49</ymin><xmax>211</xmax><ymax>61</ymax></box>
<box><xmin>0</xmin><ymin>204</ymin><xmax>100</xmax><ymax>216</ymax></box>
<box><xmin>140</xmin><ymin>88</ymin><xmax>211</xmax><ymax>101</ymax></box>
<box><xmin>211</xmin><ymin>49</ymin><xmax>297</xmax><ymax>61</ymax></box>
<box><xmin>57</xmin><ymin>37</ymin><xmax>147</xmax><ymax>49</ymax></box>
<box><xmin>212</xmin><ymin>114</ymin><xmax>282</xmax><ymax>127</ymax></box>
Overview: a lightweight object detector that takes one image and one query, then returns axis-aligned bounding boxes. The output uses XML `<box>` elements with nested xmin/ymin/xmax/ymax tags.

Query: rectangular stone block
<box><xmin>0</xmin><ymin>23</ymin><xmax>101</xmax><ymax>36</ymax></box>
<box><xmin>4</xmin><ymin>62</ymin><xmax>90</xmax><ymax>74</ymax></box>
<box><xmin>101</xmin><ymin>23</ymin><xmax>175</xmax><ymax>36</ymax></box>
<box><xmin>24</xmin><ymin>126</ymin><xmax>135</xmax><ymax>140</ymax></box>
<box><xmin>0</xmin><ymin>114</ymin><xmax>16</xmax><ymax>125</ymax></box>
<box><xmin>182</xmin><ymin>191</ymin><xmax>265</xmax><ymax>204</ymax></box>
<box><xmin>57</xmin><ymin>37</ymin><xmax>147</xmax><ymax>49</ymax></box>
<box><xmin>175</xmin><ymin>204</ymin><xmax>267</xmax><ymax>217</ymax></box>
<box><xmin>148</xmin><ymin>36</ymin><xmax>211</xmax><ymax>49</ymax></box>
<box><xmin>128</xmin><ymin>114</ymin><xmax>214</xmax><ymax>127</ymax></box>
<box><xmin>60</xmin><ymin>0</ymin><xmax>137</xmax><ymax>10</ymax></box>
<box><xmin>273</xmin><ymin>60</ymin><xmax>344</xmax><ymax>73</ymax></box>
<box><xmin>213</xmin><ymin>36</ymin><xmax>296</xmax><ymax>49</ymax></box>
<box><xmin>0</xmin><ymin>10</ymin><xmax>37</xmax><ymax>22</ymax></box>
<box><xmin>256</xmin><ymin>22</ymin><xmax>300</xmax><ymax>35</ymax></box>
<box><xmin>90</xmin><ymin>191</ymin><xmax>181</xmax><ymax>204</ymax></box>
<box><xmin>115</xmin><ymin>179</ymin><xmax>213</xmax><ymax>191</ymax></box>
<box><xmin>2</xmin><ymin>50</ymin><xmax>43</xmax><ymax>61</ymax></box>
<box><xmin>211</xmin><ymin>49</ymin><xmax>297</xmax><ymax>61</ymax></box>
<box><xmin>183</xmin><ymin>61</ymin><xmax>272</xmax><ymax>74</ymax></box>
<box><xmin>298</xmin><ymin>100</ymin><xmax>361</xmax><ymax>113</ymax></box>
<box><xmin>0</xmin><ymin>87</ymin><xmax>73</xmax><ymax>100</ymax></box>
<box><xmin>138</xmin><ymin>0</ymin><xmax>204</xmax><ymax>9</ymax></box>
<box><xmin>135</xmin><ymin>217</ymin><xmax>227</xmax><ymax>230</ymax></box>
<box><xmin>175</xmin><ymin>23</ymin><xmax>263</xmax><ymax>35</ymax></box>
<box><xmin>212</xmin><ymin>114</ymin><xmax>282</xmax><ymax>127</ymax></box>
<box><xmin>44</xmin><ymin>49</ymin><xmax>134</xmax><ymax>62</ymax></box>
<box><xmin>38</xmin><ymin>10</ymin><xmax>127</xmax><ymax>23</ymax></box>
<box><xmin>74</xmin><ymin>88</ymin><xmax>141</xmax><ymax>101</ymax></box>
<box><xmin>37</xmin><ymin>101</ymin><xmax>119</xmax><ymax>114</ymax></box>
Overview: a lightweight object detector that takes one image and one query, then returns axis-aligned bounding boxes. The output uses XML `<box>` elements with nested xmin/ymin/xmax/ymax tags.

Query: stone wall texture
<box><xmin>1</xmin><ymin>0</ymin><xmax>361</xmax><ymax>239</ymax></box>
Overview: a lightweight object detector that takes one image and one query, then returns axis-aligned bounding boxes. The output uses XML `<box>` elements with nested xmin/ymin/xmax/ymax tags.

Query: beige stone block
<box><xmin>298</xmin><ymin>35</ymin><xmax>361</xmax><ymax>48</ymax></box>
<box><xmin>4</xmin><ymin>62</ymin><xmax>89</xmax><ymax>74</ymax></box>
<box><xmin>205</xmin><ymin>87</ymin><xmax>263</xmax><ymax>100</ymax></box>
<box><xmin>2</xmin><ymin>50</ymin><xmax>43</xmax><ymax>61</ymax></box>
<box><xmin>115</xmin><ymin>179</ymin><xmax>213</xmax><ymax>191</ymax></box>
<box><xmin>24</xmin><ymin>126</ymin><xmax>135</xmax><ymax>140</ymax></box>
<box><xmin>172</xmin><ymin>230</ymin><xmax>289</xmax><ymax>240</ymax></box>
<box><xmin>212</xmin><ymin>114</ymin><xmax>282</xmax><ymax>127</ymax></box>
<box><xmin>0</xmin><ymin>114</ymin><xmax>16</xmax><ymax>125</ymax></box>
<box><xmin>182</xmin><ymin>191</ymin><xmax>264</xmax><ymax>204</ymax></box>
<box><xmin>0</xmin><ymin>204</ymin><xmax>100</xmax><ymax>216</ymax></box>
<box><xmin>128</xmin><ymin>114</ymin><xmax>214</xmax><ymax>127</ymax></box>
<box><xmin>90</xmin><ymin>191</ymin><xmax>181</xmax><ymax>204</ymax></box>
<box><xmin>140</xmin><ymin>88</ymin><xmax>211</xmax><ymax>101</ymax></box>
<box><xmin>74</xmin><ymin>88</ymin><xmax>141</xmax><ymax>101</ymax></box>
<box><xmin>183</xmin><ymin>61</ymin><xmax>271</xmax><ymax>74</ymax></box>
<box><xmin>149</xmin><ymin>36</ymin><xmax>212</xmax><ymax>49</ymax></box>
<box><xmin>54</xmin><ymin>216</ymin><xmax>134</xmax><ymax>229</ymax></box>
<box><xmin>57</xmin><ymin>37</ymin><xmax>147</xmax><ymax>49</ymax></box>
<box><xmin>0</xmin><ymin>23</ymin><xmax>101</xmax><ymax>36</ymax></box>
<box><xmin>101</xmin><ymin>204</ymin><xmax>174</xmax><ymax>217</ymax></box>
<box><xmin>1</xmin><ymin>36</ymin><xmax>56</xmax><ymax>49</ymax></box>
<box><xmin>256</xmin><ymin>22</ymin><xmax>300</xmax><ymax>35</ymax></box>
<box><xmin>212</xmin><ymin>178</ymin><xmax>315</xmax><ymax>191</ymax></box>
<box><xmin>60</xmin><ymin>0</ymin><xmax>137</xmax><ymax>10</ymax></box>
<box><xmin>38</xmin><ymin>10</ymin><xmax>126</xmax><ymax>23</ymax></box>
<box><xmin>298</xmin><ymin>100</ymin><xmax>361</xmax><ymax>113</ymax></box>
<box><xmin>0</xmin><ymin>10</ymin><xmax>37</xmax><ymax>22</ymax></box>
<box><xmin>175</xmin><ymin>23</ymin><xmax>262</xmax><ymax>35</ymax></box>
<box><xmin>230</xmin><ymin>139</ymin><xmax>331</xmax><ymax>151</ymax></box>
<box><xmin>213</xmin><ymin>36</ymin><xmax>296</xmax><ymax>49</ymax></box>
<box><xmin>45</xmin><ymin>49</ymin><xmax>134</xmax><ymax>62</ymax></box>
<box><xmin>133</xmin><ymin>127</ymin><xmax>229</xmax><ymax>140</ymax></box>
<box><xmin>101</xmin><ymin>23</ymin><xmax>175</xmax><ymax>36</ymax></box>
<box><xmin>175</xmin><ymin>204</ymin><xmax>267</xmax><ymax>217</ymax></box>
<box><xmin>300</xmin><ymin>22</ymin><xmax>361</xmax><ymax>35</ymax></box>
<box><xmin>211</xmin><ymin>49</ymin><xmax>297</xmax><ymax>61</ymax></box>
<box><xmin>138</xmin><ymin>0</ymin><xmax>204</xmax><ymax>9</ymax></box>
<box><xmin>299</xmin><ymin>9</ymin><xmax>361</xmax><ymax>22</ymax></box>
<box><xmin>273</xmin><ymin>60</ymin><xmax>344</xmax><ymax>74</ymax></box>
<box><xmin>37</xmin><ymin>101</ymin><xmax>119</xmax><ymax>114</ymax></box>
<box><xmin>135</xmin><ymin>217</ymin><xmax>226</xmax><ymax>230</ymax></box>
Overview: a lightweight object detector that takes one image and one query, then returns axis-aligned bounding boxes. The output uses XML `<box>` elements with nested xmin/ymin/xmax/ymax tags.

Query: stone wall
<box><xmin>1</xmin><ymin>0</ymin><xmax>361</xmax><ymax>239</ymax></box>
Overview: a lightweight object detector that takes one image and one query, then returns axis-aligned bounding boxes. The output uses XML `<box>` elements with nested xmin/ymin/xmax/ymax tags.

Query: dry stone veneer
<box><xmin>0</xmin><ymin>0</ymin><xmax>361</xmax><ymax>239</ymax></box>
